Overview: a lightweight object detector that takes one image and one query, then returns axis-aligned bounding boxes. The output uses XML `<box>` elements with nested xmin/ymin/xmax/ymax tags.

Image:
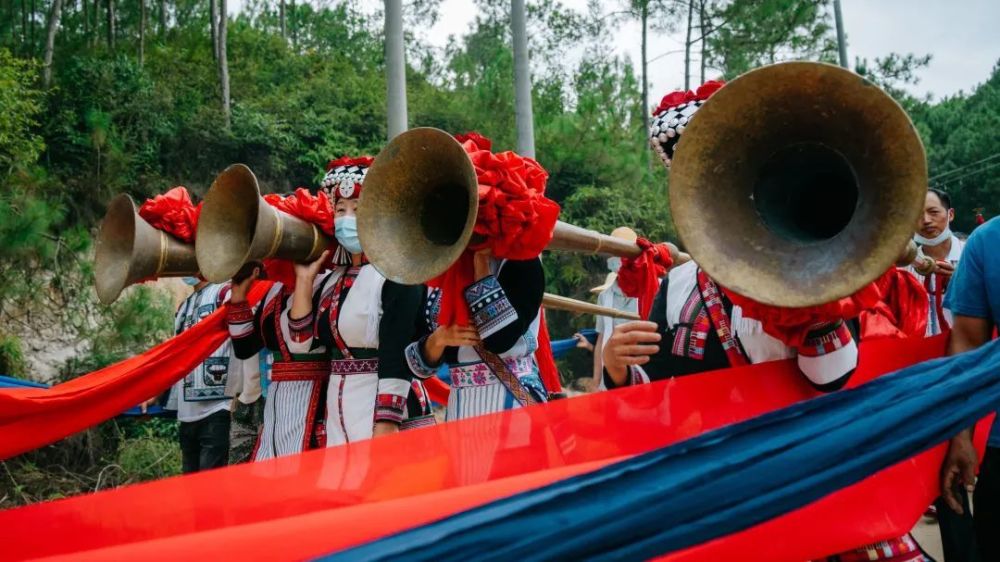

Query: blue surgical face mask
<box><xmin>335</xmin><ymin>216</ymin><xmax>363</xmax><ymax>255</ymax></box>
<box><xmin>182</xmin><ymin>276</ymin><xmax>201</xmax><ymax>286</ymax></box>
<box><xmin>607</xmin><ymin>257</ymin><xmax>622</xmax><ymax>273</ymax></box>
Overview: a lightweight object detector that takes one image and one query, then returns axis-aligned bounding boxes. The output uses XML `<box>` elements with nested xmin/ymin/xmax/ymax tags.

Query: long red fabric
<box><xmin>0</xmin><ymin>282</ymin><xmax>273</xmax><ymax>461</ymax></box>
<box><xmin>1</xmin><ymin>334</ymin><xmax>982</xmax><ymax>562</ymax></box>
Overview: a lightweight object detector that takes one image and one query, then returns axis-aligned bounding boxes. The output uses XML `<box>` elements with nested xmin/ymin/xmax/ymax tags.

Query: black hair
<box><xmin>927</xmin><ymin>188</ymin><xmax>952</xmax><ymax>210</ymax></box>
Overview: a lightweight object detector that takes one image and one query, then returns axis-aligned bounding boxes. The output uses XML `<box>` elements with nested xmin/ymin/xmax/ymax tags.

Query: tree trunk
<box><xmin>217</xmin><ymin>0</ymin><xmax>229</xmax><ymax>128</ymax></box>
<box><xmin>511</xmin><ymin>0</ymin><xmax>535</xmax><ymax>158</ymax></box>
<box><xmin>20</xmin><ymin>0</ymin><xmax>27</xmax><ymax>51</ymax></box>
<box><xmin>640</xmin><ymin>1</ymin><xmax>648</xmax><ymax>114</ymax></box>
<box><xmin>684</xmin><ymin>0</ymin><xmax>694</xmax><ymax>89</ymax></box>
<box><xmin>42</xmin><ymin>0</ymin><xmax>63</xmax><ymax>87</ymax></box>
<box><xmin>138</xmin><ymin>0</ymin><xmax>144</xmax><ymax>64</ymax></box>
<box><xmin>106</xmin><ymin>0</ymin><xmax>114</xmax><ymax>49</ymax></box>
<box><xmin>209</xmin><ymin>0</ymin><xmax>217</xmax><ymax>60</ymax></box>
<box><xmin>279</xmin><ymin>0</ymin><xmax>285</xmax><ymax>39</ymax></box>
<box><xmin>289</xmin><ymin>0</ymin><xmax>296</xmax><ymax>49</ymax></box>
<box><xmin>384</xmin><ymin>0</ymin><xmax>407</xmax><ymax>139</ymax></box>
<box><xmin>158</xmin><ymin>0</ymin><xmax>164</xmax><ymax>37</ymax></box>
<box><xmin>30</xmin><ymin>0</ymin><xmax>36</xmax><ymax>52</ymax></box>
<box><xmin>699</xmin><ymin>0</ymin><xmax>706</xmax><ymax>83</ymax></box>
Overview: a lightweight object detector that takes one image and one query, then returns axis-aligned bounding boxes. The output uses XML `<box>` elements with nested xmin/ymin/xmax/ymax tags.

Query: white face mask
<box><xmin>607</xmin><ymin>257</ymin><xmax>622</xmax><ymax>273</ymax></box>
<box><xmin>914</xmin><ymin>227</ymin><xmax>952</xmax><ymax>247</ymax></box>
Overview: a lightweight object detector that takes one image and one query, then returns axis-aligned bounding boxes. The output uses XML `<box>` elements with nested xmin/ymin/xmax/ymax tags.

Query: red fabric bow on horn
<box><xmin>617</xmin><ymin>238</ymin><xmax>674</xmax><ymax>319</ymax></box>
<box><xmin>428</xmin><ymin>133</ymin><xmax>561</xmax><ymax>328</ymax></box>
<box><xmin>138</xmin><ymin>186</ymin><xmax>202</xmax><ymax>244</ymax></box>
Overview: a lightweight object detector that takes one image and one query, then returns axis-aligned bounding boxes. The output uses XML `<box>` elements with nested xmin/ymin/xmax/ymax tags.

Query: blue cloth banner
<box><xmin>550</xmin><ymin>329</ymin><xmax>597</xmax><ymax>359</ymax></box>
<box><xmin>324</xmin><ymin>339</ymin><xmax>1000</xmax><ymax>561</ymax></box>
<box><xmin>0</xmin><ymin>375</ymin><xmax>169</xmax><ymax>417</ymax></box>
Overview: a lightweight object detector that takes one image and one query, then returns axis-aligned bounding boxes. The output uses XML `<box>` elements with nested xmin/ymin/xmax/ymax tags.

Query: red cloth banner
<box><xmin>0</xmin><ymin>282</ymin><xmax>273</xmax><ymax>461</ymax></box>
<box><xmin>0</xmin><ymin>334</ymin><xmax>982</xmax><ymax>562</ymax></box>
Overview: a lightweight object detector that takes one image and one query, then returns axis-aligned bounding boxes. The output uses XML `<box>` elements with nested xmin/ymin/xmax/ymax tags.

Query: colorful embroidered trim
<box><xmin>329</xmin><ymin>358</ymin><xmax>379</xmax><ymax>375</ymax></box>
<box><xmin>671</xmin><ymin>285</ymin><xmax>709</xmax><ymax>360</ymax></box>
<box><xmin>696</xmin><ymin>270</ymin><xmax>749</xmax><ymax>368</ymax></box>
<box><xmin>473</xmin><ymin>346</ymin><xmax>538</xmax><ymax>406</ymax></box>
<box><xmin>288</xmin><ymin>313</ymin><xmax>313</xmax><ymax>343</ymax></box>
<box><xmin>449</xmin><ymin>358</ymin><xmax>535</xmax><ymax>388</ymax></box>
<box><xmin>404</xmin><ymin>338</ymin><xmax>438</xmax><ymax>379</ymax></box>
<box><xmin>226</xmin><ymin>302</ymin><xmax>254</xmax><ymax>324</ymax></box>
<box><xmin>466</xmin><ymin>276</ymin><xmax>518</xmax><ymax>339</ymax></box>
<box><xmin>799</xmin><ymin>321</ymin><xmax>853</xmax><ymax>358</ymax></box>
<box><xmin>375</xmin><ymin>394</ymin><xmax>407</xmax><ymax>424</ymax></box>
<box><xmin>269</xmin><ymin>361</ymin><xmax>330</xmax><ymax>381</ymax></box>
<box><xmin>400</xmin><ymin>414</ymin><xmax>436</xmax><ymax>431</ymax></box>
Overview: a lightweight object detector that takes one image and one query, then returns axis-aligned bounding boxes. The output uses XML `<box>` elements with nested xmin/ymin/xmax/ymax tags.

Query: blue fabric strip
<box><xmin>321</xmin><ymin>339</ymin><xmax>1000</xmax><ymax>561</ymax></box>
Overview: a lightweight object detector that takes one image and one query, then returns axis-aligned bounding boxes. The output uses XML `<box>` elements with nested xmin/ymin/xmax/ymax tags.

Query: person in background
<box><xmin>907</xmin><ymin>189</ymin><xmax>978</xmax><ymax>561</ymax></box>
<box><xmin>573</xmin><ymin>227</ymin><xmax>640</xmax><ymax>391</ymax></box>
<box><xmin>162</xmin><ymin>275</ymin><xmax>237</xmax><ymax>473</ymax></box>
<box><xmin>909</xmin><ymin>188</ymin><xmax>965</xmax><ymax>335</ymax></box>
<box><xmin>939</xmin><ymin>216</ymin><xmax>1000</xmax><ymax>561</ymax></box>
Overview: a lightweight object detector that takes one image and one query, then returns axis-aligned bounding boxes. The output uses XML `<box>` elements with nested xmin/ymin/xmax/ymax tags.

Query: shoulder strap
<box><xmin>696</xmin><ymin>270</ymin><xmax>750</xmax><ymax>368</ymax></box>
<box><xmin>473</xmin><ymin>345</ymin><xmax>539</xmax><ymax>407</ymax></box>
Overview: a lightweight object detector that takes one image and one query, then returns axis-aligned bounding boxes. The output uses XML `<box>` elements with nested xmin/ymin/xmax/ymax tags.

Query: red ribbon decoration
<box><xmin>724</xmin><ymin>281</ymin><xmax>884</xmax><ymax>347</ymax></box>
<box><xmin>534</xmin><ymin>310</ymin><xmax>562</xmax><ymax>394</ymax></box>
<box><xmin>0</xmin><ymin>281</ymin><xmax>274</xmax><ymax>461</ymax></box>
<box><xmin>616</xmin><ymin>238</ymin><xmax>674</xmax><ymax>319</ymax></box>
<box><xmin>1</xmin><ymin>334</ymin><xmax>991</xmax><ymax>562</ymax></box>
<box><xmin>651</xmin><ymin>80</ymin><xmax>725</xmax><ymax>116</ymax></box>
<box><xmin>860</xmin><ymin>268</ymin><xmax>929</xmax><ymax>340</ymax></box>
<box><xmin>137</xmin><ymin>186</ymin><xmax>202</xmax><ymax>244</ymax></box>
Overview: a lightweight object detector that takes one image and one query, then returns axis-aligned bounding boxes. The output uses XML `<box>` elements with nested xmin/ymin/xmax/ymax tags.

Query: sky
<box><xmin>232</xmin><ymin>0</ymin><xmax>1000</xmax><ymax>102</ymax></box>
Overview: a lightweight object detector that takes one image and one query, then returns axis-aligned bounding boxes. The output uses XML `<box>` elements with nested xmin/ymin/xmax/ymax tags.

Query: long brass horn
<box><xmin>669</xmin><ymin>61</ymin><xmax>926</xmax><ymax>307</ymax></box>
<box><xmin>195</xmin><ymin>164</ymin><xmax>332</xmax><ymax>282</ymax></box>
<box><xmin>542</xmin><ymin>293</ymin><xmax>641</xmax><ymax>321</ymax></box>
<box><xmin>359</xmin><ymin>127</ymin><xmax>690</xmax><ymax>285</ymax></box>
<box><xmin>94</xmin><ymin>194</ymin><xmax>198</xmax><ymax>304</ymax></box>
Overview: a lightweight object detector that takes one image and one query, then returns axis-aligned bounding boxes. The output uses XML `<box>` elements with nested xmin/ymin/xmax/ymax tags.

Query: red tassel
<box><xmin>534</xmin><ymin>309</ymin><xmax>561</xmax><ymax>394</ymax></box>
<box><xmin>617</xmin><ymin>238</ymin><xmax>674</xmax><ymax>319</ymax></box>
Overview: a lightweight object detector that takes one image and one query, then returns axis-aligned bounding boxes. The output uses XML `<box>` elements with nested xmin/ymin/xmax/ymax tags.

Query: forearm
<box><xmin>289</xmin><ymin>274</ymin><xmax>316</xmax><ymax>321</ymax></box>
<box><xmin>591</xmin><ymin>334</ymin><xmax>604</xmax><ymax>383</ymax></box>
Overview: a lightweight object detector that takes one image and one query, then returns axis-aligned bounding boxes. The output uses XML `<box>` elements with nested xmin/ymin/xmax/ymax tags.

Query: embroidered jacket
<box><xmin>283</xmin><ymin>264</ymin><xmax>425</xmax><ymax>424</ymax></box>
<box><xmin>404</xmin><ymin>258</ymin><xmax>545</xmax><ymax>382</ymax></box>
<box><xmin>228</xmin><ymin>282</ymin><xmax>328</xmax><ymax>362</ymax></box>
<box><xmin>604</xmin><ymin>261</ymin><xmax>859</xmax><ymax>392</ymax></box>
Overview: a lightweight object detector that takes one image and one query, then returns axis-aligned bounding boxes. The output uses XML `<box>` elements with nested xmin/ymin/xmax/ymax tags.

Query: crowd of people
<box><xmin>143</xmin><ymin>80</ymin><xmax>997</xmax><ymax>562</ymax></box>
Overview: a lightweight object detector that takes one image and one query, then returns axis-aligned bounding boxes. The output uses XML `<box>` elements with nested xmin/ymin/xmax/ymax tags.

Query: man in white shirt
<box><xmin>908</xmin><ymin>188</ymin><xmax>965</xmax><ymax>335</ymax></box>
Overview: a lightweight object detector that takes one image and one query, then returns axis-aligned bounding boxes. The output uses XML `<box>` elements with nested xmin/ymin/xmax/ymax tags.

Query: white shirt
<box><xmin>595</xmin><ymin>281</ymin><xmax>639</xmax><ymax>342</ymax></box>
<box><xmin>908</xmin><ymin>235</ymin><xmax>965</xmax><ymax>335</ymax></box>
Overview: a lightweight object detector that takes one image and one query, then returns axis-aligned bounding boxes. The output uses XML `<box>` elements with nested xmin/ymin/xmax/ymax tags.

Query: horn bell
<box><xmin>94</xmin><ymin>194</ymin><xmax>198</xmax><ymax>304</ymax></box>
<box><xmin>196</xmin><ymin>164</ymin><xmax>332</xmax><ymax>283</ymax></box>
<box><xmin>358</xmin><ymin>128</ymin><xmax>479</xmax><ymax>285</ymax></box>
<box><xmin>669</xmin><ymin>61</ymin><xmax>926</xmax><ymax>307</ymax></box>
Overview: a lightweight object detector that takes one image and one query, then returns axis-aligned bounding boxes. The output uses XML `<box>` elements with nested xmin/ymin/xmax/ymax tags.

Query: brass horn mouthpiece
<box><xmin>94</xmin><ymin>194</ymin><xmax>198</xmax><ymax>304</ymax></box>
<box><xmin>195</xmin><ymin>164</ymin><xmax>332</xmax><ymax>283</ymax></box>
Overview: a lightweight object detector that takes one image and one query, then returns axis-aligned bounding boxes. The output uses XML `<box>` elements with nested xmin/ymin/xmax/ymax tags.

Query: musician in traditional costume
<box><xmin>402</xmin><ymin>134</ymin><xmax>556</xmax><ymax>420</ymax></box>
<box><xmin>282</xmin><ymin>157</ymin><xmax>433</xmax><ymax>443</ymax></box>
<box><xmin>600</xmin><ymin>81</ymin><xmax>928</xmax><ymax>562</ymax></box>
<box><xmin>228</xmin><ymin>253</ymin><xmax>333</xmax><ymax>461</ymax></box>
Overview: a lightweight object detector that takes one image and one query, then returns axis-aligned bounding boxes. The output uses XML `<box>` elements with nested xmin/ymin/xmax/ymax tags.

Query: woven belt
<box><xmin>270</xmin><ymin>361</ymin><xmax>330</xmax><ymax>382</ymax></box>
<box><xmin>329</xmin><ymin>358</ymin><xmax>380</xmax><ymax>376</ymax></box>
<box><xmin>450</xmin><ymin>358</ymin><xmax>534</xmax><ymax>388</ymax></box>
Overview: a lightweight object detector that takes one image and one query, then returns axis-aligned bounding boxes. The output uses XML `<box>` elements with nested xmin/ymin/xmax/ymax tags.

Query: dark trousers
<box><xmin>936</xmin><ymin>488</ymin><xmax>980</xmax><ymax>562</ymax></box>
<box><xmin>975</xmin><ymin>447</ymin><xmax>1000</xmax><ymax>560</ymax></box>
<box><xmin>179</xmin><ymin>409</ymin><xmax>231</xmax><ymax>474</ymax></box>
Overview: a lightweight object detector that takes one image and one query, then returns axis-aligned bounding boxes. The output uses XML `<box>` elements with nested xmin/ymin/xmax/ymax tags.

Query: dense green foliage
<box><xmin>0</xmin><ymin>0</ymin><xmax>997</xmax><ymax>501</ymax></box>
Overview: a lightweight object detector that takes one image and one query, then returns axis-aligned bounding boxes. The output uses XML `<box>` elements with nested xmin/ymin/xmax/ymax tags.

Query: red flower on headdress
<box><xmin>325</xmin><ymin>155</ymin><xmax>374</xmax><ymax>173</ymax></box>
<box><xmin>652</xmin><ymin>79</ymin><xmax>726</xmax><ymax>116</ymax></box>
<box><xmin>138</xmin><ymin>186</ymin><xmax>202</xmax><ymax>243</ymax></box>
